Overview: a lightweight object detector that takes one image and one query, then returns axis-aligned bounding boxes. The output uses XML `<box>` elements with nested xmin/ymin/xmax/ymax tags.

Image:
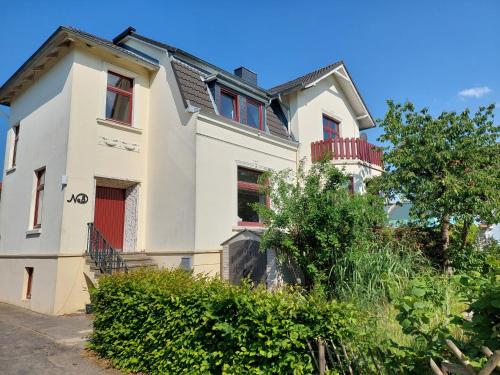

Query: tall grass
<box><xmin>330</xmin><ymin>236</ymin><xmax>429</xmax><ymax>304</ymax></box>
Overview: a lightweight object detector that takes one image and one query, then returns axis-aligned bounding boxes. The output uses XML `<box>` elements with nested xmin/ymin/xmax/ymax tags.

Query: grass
<box><xmin>331</xmin><ymin>237</ymin><xmax>429</xmax><ymax>305</ymax></box>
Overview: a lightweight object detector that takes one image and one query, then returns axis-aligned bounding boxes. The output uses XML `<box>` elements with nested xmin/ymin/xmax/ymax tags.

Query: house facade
<box><xmin>0</xmin><ymin>26</ymin><xmax>383</xmax><ymax>315</ymax></box>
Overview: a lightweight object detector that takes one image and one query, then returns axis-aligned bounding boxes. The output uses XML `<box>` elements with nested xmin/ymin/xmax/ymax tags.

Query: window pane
<box><xmin>107</xmin><ymin>72</ymin><xmax>133</xmax><ymax>92</ymax></box>
<box><xmin>238</xmin><ymin>168</ymin><xmax>261</xmax><ymax>184</ymax></box>
<box><xmin>238</xmin><ymin>189</ymin><xmax>265</xmax><ymax>222</ymax></box>
<box><xmin>38</xmin><ymin>169</ymin><xmax>45</xmax><ymax>185</ymax></box>
<box><xmin>323</xmin><ymin>129</ymin><xmax>330</xmax><ymax>141</ymax></box>
<box><xmin>323</xmin><ymin>115</ymin><xmax>338</xmax><ymax>140</ymax></box>
<box><xmin>106</xmin><ymin>91</ymin><xmax>131</xmax><ymax>123</ymax></box>
<box><xmin>36</xmin><ymin>189</ymin><xmax>44</xmax><ymax>225</ymax></box>
<box><xmin>246</xmin><ymin>101</ymin><xmax>260</xmax><ymax>129</ymax></box>
<box><xmin>220</xmin><ymin>92</ymin><xmax>236</xmax><ymax>120</ymax></box>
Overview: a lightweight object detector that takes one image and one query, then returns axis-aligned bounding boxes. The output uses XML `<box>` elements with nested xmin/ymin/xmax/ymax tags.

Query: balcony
<box><xmin>311</xmin><ymin>138</ymin><xmax>383</xmax><ymax>168</ymax></box>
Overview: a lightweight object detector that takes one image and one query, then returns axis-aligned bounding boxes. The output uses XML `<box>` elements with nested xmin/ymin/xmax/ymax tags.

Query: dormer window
<box><xmin>323</xmin><ymin>114</ymin><xmax>339</xmax><ymax>140</ymax></box>
<box><xmin>106</xmin><ymin>71</ymin><xmax>133</xmax><ymax>125</ymax></box>
<box><xmin>220</xmin><ymin>88</ymin><xmax>238</xmax><ymax>121</ymax></box>
<box><xmin>245</xmin><ymin>99</ymin><xmax>262</xmax><ymax>130</ymax></box>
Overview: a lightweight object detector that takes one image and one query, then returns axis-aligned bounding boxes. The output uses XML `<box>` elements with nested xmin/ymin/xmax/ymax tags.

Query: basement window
<box><xmin>237</xmin><ymin>167</ymin><xmax>267</xmax><ymax>226</ymax></box>
<box><xmin>25</xmin><ymin>267</ymin><xmax>34</xmax><ymax>299</ymax></box>
<box><xmin>106</xmin><ymin>71</ymin><xmax>133</xmax><ymax>124</ymax></box>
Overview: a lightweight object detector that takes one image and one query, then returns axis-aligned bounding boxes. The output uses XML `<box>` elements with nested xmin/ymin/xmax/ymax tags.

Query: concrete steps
<box><xmin>85</xmin><ymin>252</ymin><xmax>157</xmax><ymax>280</ymax></box>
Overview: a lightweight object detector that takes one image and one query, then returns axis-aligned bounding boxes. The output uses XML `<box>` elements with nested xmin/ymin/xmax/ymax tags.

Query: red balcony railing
<box><xmin>311</xmin><ymin>138</ymin><xmax>383</xmax><ymax>167</ymax></box>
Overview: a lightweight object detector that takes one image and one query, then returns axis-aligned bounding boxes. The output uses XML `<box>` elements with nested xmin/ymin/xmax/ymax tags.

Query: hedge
<box><xmin>90</xmin><ymin>268</ymin><xmax>362</xmax><ymax>374</ymax></box>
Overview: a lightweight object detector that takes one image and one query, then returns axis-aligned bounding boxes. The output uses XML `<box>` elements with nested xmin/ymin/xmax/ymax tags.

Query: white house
<box><xmin>0</xmin><ymin>26</ymin><xmax>383</xmax><ymax>315</ymax></box>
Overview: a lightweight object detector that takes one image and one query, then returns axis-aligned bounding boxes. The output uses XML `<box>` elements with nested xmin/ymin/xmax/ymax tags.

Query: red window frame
<box><xmin>106</xmin><ymin>71</ymin><xmax>133</xmax><ymax>125</ymax></box>
<box><xmin>237</xmin><ymin>167</ymin><xmax>269</xmax><ymax>227</ymax></box>
<box><xmin>245</xmin><ymin>98</ymin><xmax>263</xmax><ymax>130</ymax></box>
<box><xmin>220</xmin><ymin>87</ymin><xmax>239</xmax><ymax>122</ymax></box>
<box><xmin>323</xmin><ymin>114</ymin><xmax>340</xmax><ymax>140</ymax></box>
<box><xmin>25</xmin><ymin>267</ymin><xmax>34</xmax><ymax>299</ymax></box>
<box><xmin>33</xmin><ymin>168</ymin><xmax>45</xmax><ymax>228</ymax></box>
<box><xmin>12</xmin><ymin>125</ymin><xmax>19</xmax><ymax>167</ymax></box>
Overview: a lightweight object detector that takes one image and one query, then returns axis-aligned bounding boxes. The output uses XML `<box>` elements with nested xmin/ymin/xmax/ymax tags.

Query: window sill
<box><xmin>97</xmin><ymin>118</ymin><xmax>142</xmax><ymax>134</ymax></box>
<box><xmin>233</xmin><ymin>223</ymin><xmax>266</xmax><ymax>232</ymax></box>
<box><xmin>26</xmin><ymin>228</ymin><xmax>42</xmax><ymax>236</ymax></box>
<box><xmin>5</xmin><ymin>166</ymin><xmax>16</xmax><ymax>175</ymax></box>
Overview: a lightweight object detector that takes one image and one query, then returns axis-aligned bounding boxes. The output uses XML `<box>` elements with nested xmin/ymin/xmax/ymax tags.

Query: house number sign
<box><xmin>67</xmin><ymin>193</ymin><xmax>88</xmax><ymax>204</ymax></box>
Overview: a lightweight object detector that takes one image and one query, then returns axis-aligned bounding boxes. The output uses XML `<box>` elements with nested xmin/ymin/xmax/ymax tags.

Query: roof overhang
<box><xmin>304</xmin><ymin>64</ymin><xmax>375</xmax><ymax>129</ymax></box>
<box><xmin>0</xmin><ymin>26</ymin><xmax>159</xmax><ymax>106</ymax></box>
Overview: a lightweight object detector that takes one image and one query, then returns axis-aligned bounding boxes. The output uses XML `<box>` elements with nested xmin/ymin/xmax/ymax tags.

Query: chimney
<box><xmin>234</xmin><ymin>67</ymin><xmax>257</xmax><ymax>86</ymax></box>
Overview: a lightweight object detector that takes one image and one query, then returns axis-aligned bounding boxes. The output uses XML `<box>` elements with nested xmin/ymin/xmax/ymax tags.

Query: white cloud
<box><xmin>458</xmin><ymin>86</ymin><xmax>492</xmax><ymax>98</ymax></box>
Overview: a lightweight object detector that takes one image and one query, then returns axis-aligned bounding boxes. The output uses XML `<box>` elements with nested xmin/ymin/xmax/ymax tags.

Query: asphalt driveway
<box><xmin>0</xmin><ymin>302</ymin><xmax>118</xmax><ymax>375</ymax></box>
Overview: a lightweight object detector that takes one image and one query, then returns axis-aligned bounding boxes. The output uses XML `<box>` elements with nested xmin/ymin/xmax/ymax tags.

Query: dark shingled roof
<box><xmin>268</xmin><ymin>61</ymin><xmax>343</xmax><ymax>95</ymax></box>
<box><xmin>266</xmin><ymin>105</ymin><xmax>290</xmax><ymax>139</ymax></box>
<box><xmin>170</xmin><ymin>60</ymin><xmax>214</xmax><ymax>114</ymax></box>
<box><xmin>171</xmin><ymin>59</ymin><xmax>292</xmax><ymax>140</ymax></box>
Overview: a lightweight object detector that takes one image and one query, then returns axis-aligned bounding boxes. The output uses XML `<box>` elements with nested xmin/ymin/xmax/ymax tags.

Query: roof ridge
<box><xmin>171</xmin><ymin>57</ymin><xmax>209</xmax><ymax>77</ymax></box>
<box><xmin>117</xmin><ymin>30</ymin><xmax>271</xmax><ymax>94</ymax></box>
<box><xmin>268</xmin><ymin>60</ymin><xmax>343</xmax><ymax>94</ymax></box>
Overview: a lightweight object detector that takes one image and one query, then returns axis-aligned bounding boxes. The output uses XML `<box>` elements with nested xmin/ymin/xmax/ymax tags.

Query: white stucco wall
<box><xmin>194</xmin><ymin>113</ymin><xmax>298</xmax><ymax>252</ymax></box>
<box><xmin>0</xmin><ymin>257</ymin><xmax>59</xmax><ymax>314</ymax></box>
<box><xmin>0</xmin><ymin>51</ymin><xmax>74</xmax><ymax>254</ymax></box>
<box><xmin>143</xmin><ymin>50</ymin><xmax>198</xmax><ymax>254</ymax></box>
<box><xmin>285</xmin><ymin>75</ymin><xmax>382</xmax><ymax>183</ymax></box>
<box><xmin>289</xmin><ymin>75</ymin><xmax>362</xmax><ymax>163</ymax></box>
<box><xmin>59</xmin><ymin>47</ymin><xmax>151</xmax><ymax>254</ymax></box>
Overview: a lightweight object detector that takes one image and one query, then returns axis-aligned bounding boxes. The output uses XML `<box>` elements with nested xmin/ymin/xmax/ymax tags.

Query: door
<box><xmin>94</xmin><ymin>186</ymin><xmax>126</xmax><ymax>250</ymax></box>
<box><xmin>229</xmin><ymin>238</ymin><xmax>267</xmax><ymax>285</ymax></box>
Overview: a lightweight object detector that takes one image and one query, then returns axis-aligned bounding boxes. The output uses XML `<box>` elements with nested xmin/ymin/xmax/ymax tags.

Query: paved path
<box><xmin>0</xmin><ymin>302</ymin><xmax>118</xmax><ymax>375</ymax></box>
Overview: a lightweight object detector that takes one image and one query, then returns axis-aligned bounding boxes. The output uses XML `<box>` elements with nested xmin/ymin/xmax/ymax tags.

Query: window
<box><xmin>33</xmin><ymin>168</ymin><xmax>45</xmax><ymax>228</ymax></box>
<box><xmin>106</xmin><ymin>71</ymin><xmax>133</xmax><ymax>124</ymax></box>
<box><xmin>323</xmin><ymin>115</ymin><xmax>339</xmax><ymax>140</ymax></box>
<box><xmin>220</xmin><ymin>89</ymin><xmax>238</xmax><ymax>121</ymax></box>
<box><xmin>12</xmin><ymin>125</ymin><xmax>19</xmax><ymax>167</ymax></box>
<box><xmin>237</xmin><ymin>167</ymin><xmax>267</xmax><ymax>226</ymax></box>
<box><xmin>25</xmin><ymin>267</ymin><xmax>34</xmax><ymax>299</ymax></box>
<box><xmin>245</xmin><ymin>99</ymin><xmax>262</xmax><ymax>130</ymax></box>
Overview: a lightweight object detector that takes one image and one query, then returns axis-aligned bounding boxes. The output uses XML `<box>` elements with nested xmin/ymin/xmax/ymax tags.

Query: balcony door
<box><xmin>94</xmin><ymin>186</ymin><xmax>126</xmax><ymax>250</ymax></box>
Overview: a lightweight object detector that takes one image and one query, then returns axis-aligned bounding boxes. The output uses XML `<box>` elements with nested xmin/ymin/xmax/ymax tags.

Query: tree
<box><xmin>374</xmin><ymin>101</ymin><xmax>499</xmax><ymax>267</ymax></box>
<box><xmin>256</xmin><ymin>160</ymin><xmax>387</xmax><ymax>290</ymax></box>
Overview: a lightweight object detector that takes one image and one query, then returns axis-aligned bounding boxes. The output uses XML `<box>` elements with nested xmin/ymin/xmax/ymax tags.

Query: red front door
<box><xmin>94</xmin><ymin>186</ymin><xmax>126</xmax><ymax>250</ymax></box>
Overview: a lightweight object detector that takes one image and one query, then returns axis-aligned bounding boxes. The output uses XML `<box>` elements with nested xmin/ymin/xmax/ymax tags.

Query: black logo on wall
<box><xmin>67</xmin><ymin>193</ymin><xmax>89</xmax><ymax>204</ymax></box>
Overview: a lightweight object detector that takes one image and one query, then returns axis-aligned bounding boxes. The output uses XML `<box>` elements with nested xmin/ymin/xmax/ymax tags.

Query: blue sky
<box><xmin>1</xmin><ymin>0</ymin><xmax>499</xmax><ymax>173</ymax></box>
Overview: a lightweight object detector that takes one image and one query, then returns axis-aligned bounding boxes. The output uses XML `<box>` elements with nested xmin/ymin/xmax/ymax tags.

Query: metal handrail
<box><xmin>86</xmin><ymin>222</ymin><xmax>128</xmax><ymax>274</ymax></box>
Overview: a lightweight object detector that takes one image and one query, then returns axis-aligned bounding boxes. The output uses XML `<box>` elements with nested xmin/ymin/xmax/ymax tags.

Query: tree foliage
<box><xmin>256</xmin><ymin>160</ymin><xmax>387</xmax><ymax>290</ymax></box>
<box><xmin>373</xmin><ymin>101</ymin><xmax>499</xmax><ymax>265</ymax></box>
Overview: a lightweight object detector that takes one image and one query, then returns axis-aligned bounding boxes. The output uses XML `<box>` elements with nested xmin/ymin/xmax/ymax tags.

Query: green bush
<box><xmin>456</xmin><ymin>257</ymin><xmax>500</xmax><ymax>349</ymax></box>
<box><xmin>449</xmin><ymin>231</ymin><xmax>500</xmax><ymax>274</ymax></box>
<box><xmin>90</xmin><ymin>268</ymin><xmax>362</xmax><ymax>374</ymax></box>
<box><xmin>255</xmin><ymin>160</ymin><xmax>387</xmax><ymax>291</ymax></box>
